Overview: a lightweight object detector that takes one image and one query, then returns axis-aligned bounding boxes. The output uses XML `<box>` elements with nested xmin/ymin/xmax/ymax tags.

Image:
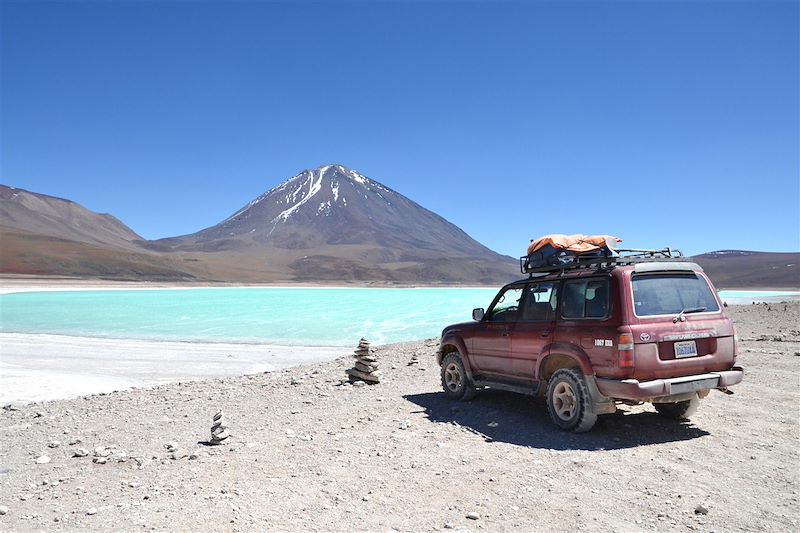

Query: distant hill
<box><xmin>0</xmin><ymin>185</ymin><xmax>141</xmax><ymax>249</ymax></box>
<box><xmin>149</xmin><ymin>164</ymin><xmax>519</xmax><ymax>284</ymax></box>
<box><xmin>0</xmin><ymin>227</ymin><xmax>197</xmax><ymax>280</ymax></box>
<box><xmin>693</xmin><ymin>250</ymin><xmax>799</xmax><ymax>290</ymax></box>
<box><xmin>0</xmin><ymin>185</ymin><xmax>195</xmax><ymax>280</ymax></box>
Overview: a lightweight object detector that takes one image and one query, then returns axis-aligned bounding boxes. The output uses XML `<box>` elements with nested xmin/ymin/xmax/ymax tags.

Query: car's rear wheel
<box><xmin>546</xmin><ymin>368</ymin><xmax>597</xmax><ymax>432</ymax></box>
<box><xmin>440</xmin><ymin>353</ymin><xmax>476</xmax><ymax>401</ymax></box>
<box><xmin>654</xmin><ymin>397</ymin><xmax>700</xmax><ymax>420</ymax></box>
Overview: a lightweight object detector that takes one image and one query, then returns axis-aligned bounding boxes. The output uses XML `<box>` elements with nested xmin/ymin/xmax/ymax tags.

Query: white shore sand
<box><xmin>0</xmin><ymin>333</ymin><xmax>348</xmax><ymax>405</ymax></box>
<box><xmin>0</xmin><ymin>277</ymin><xmax>495</xmax><ymax>295</ymax></box>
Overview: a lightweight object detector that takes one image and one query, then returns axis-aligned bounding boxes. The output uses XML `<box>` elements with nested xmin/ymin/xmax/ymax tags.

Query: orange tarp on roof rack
<box><xmin>527</xmin><ymin>234</ymin><xmax>622</xmax><ymax>256</ymax></box>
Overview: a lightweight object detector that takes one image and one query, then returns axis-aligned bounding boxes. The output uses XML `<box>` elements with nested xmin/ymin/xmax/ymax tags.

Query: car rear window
<box><xmin>632</xmin><ymin>273</ymin><xmax>720</xmax><ymax>317</ymax></box>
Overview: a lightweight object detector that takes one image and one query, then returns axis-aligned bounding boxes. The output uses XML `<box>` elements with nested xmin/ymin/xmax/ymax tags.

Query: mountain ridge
<box><xmin>1</xmin><ymin>167</ymin><xmax>798</xmax><ymax>288</ymax></box>
<box><xmin>691</xmin><ymin>250</ymin><xmax>799</xmax><ymax>289</ymax></box>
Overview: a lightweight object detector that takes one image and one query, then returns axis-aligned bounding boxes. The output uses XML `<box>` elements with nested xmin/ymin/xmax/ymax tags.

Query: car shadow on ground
<box><xmin>404</xmin><ymin>390</ymin><xmax>709</xmax><ymax>451</ymax></box>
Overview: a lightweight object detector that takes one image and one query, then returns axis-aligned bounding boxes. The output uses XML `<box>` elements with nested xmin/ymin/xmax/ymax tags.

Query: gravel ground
<box><xmin>0</xmin><ymin>303</ymin><xmax>798</xmax><ymax>532</ymax></box>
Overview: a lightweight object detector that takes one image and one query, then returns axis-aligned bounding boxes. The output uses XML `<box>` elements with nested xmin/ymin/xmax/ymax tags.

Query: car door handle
<box><xmin>501</xmin><ymin>329</ymin><xmax>510</xmax><ymax>337</ymax></box>
<box><xmin>541</xmin><ymin>330</ymin><xmax>551</xmax><ymax>337</ymax></box>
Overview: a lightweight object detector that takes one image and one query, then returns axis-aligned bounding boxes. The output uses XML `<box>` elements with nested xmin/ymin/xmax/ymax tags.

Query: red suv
<box><xmin>438</xmin><ymin>250</ymin><xmax>743</xmax><ymax>432</ymax></box>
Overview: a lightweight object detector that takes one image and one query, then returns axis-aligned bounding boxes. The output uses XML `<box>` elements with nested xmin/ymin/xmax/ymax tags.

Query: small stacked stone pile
<box><xmin>408</xmin><ymin>351</ymin><xmax>420</xmax><ymax>366</ymax></box>
<box><xmin>346</xmin><ymin>338</ymin><xmax>380</xmax><ymax>384</ymax></box>
<box><xmin>164</xmin><ymin>442</ymin><xmax>179</xmax><ymax>460</ymax></box>
<box><xmin>210</xmin><ymin>410</ymin><xmax>230</xmax><ymax>445</ymax></box>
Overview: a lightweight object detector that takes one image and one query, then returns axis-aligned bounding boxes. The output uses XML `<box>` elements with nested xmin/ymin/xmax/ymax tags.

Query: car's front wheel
<box><xmin>440</xmin><ymin>353</ymin><xmax>476</xmax><ymax>401</ymax></box>
<box><xmin>546</xmin><ymin>368</ymin><xmax>597</xmax><ymax>432</ymax></box>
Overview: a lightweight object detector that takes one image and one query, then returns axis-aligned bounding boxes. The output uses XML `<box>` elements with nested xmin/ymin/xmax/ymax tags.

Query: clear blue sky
<box><xmin>2</xmin><ymin>0</ymin><xmax>798</xmax><ymax>258</ymax></box>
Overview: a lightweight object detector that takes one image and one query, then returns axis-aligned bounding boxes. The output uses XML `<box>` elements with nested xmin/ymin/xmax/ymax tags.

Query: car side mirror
<box><xmin>472</xmin><ymin>308</ymin><xmax>485</xmax><ymax>321</ymax></box>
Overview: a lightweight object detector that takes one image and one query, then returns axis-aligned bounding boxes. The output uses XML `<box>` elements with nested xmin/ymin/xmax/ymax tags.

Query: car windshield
<box><xmin>632</xmin><ymin>273</ymin><xmax>720</xmax><ymax>317</ymax></box>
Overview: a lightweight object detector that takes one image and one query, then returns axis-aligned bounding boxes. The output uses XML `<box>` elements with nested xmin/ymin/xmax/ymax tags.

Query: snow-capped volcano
<box><xmin>216</xmin><ymin>164</ymin><xmax>403</xmax><ymax>240</ymax></box>
<box><xmin>226</xmin><ymin>164</ymin><xmax>383</xmax><ymax>223</ymax></box>
<box><xmin>153</xmin><ymin>164</ymin><xmax>518</xmax><ymax>283</ymax></box>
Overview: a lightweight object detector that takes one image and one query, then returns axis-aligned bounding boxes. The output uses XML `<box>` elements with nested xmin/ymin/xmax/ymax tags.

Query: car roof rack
<box><xmin>520</xmin><ymin>247</ymin><xmax>685</xmax><ymax>276</ymax></box>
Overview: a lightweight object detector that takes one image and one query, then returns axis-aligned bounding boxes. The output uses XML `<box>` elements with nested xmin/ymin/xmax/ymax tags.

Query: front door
<box><xmin>471</xmin><ymin>286</ymin><xmax>524</xmax><ymax>374</ymax></box>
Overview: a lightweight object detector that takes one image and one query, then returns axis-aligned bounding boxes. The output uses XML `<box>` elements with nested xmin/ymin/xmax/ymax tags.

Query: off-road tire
<box><xmin>440</xmin><ymin>353</ymin><xmax>477</xmax><ymax>401</ymax></box>
<box><xmin>546</xmin><ymin>368</ymin><xmax>598</xmax><ymax>432</ymax></box>
<box><xmin>654</xmin><ymin>397</ymin><xmax>700</xmax><ymax>420</ymax></box>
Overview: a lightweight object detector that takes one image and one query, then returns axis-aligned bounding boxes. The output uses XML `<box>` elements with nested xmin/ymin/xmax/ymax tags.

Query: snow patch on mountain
<box><xmin>277</xmin><ymin>170</ymin><xmax>323</xmax><ymax>221</ymax></box>
<box><xmin>220</xmin><ymin>164</ymin><xmax>394</xmax><ymax>228</ymax></box>
<box><xmin>317</xmin><ymin>200</ymin><xmax>332</xmax><ymax>216</ymax></box>
<box><xmin>707</xmin><ymin>250</ymin><xmax>754</xmax><ymax>257</ymax></box>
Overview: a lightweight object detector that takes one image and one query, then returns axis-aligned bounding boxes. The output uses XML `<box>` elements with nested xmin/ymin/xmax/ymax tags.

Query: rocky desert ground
<box><xmin>0</xmin><ymin>302</ymin><xmax>798</xmax><ymax>532</ymax></box>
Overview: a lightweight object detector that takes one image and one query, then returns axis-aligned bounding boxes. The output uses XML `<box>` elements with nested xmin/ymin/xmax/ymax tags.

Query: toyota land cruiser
<box><xmin>437</xmin><ymin>248</ymin><xmax>743</xmax><ymax>432</ymax></box>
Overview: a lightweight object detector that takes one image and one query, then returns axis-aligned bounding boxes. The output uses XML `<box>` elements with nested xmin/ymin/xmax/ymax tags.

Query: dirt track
<box><xmin>1</xmin><ymin>303</ymin><xmax>798</xmax><ymax>531</ymax></box>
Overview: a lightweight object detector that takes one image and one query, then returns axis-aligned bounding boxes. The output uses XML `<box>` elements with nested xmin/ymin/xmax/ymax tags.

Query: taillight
<box><xmin>618</xmin><ymin>333</ymin><xmax>635</xmax><ymax>368</ymax></box>
<box><xmin>733</xmin><ymin>326</ymin><xmax>739</xmax><ymax>360</ymax></box>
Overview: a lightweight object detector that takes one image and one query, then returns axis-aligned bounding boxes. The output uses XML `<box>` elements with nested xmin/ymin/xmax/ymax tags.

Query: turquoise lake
<box><xmin>1</xmin><ymin>288</ymin><xmax>797</xmax><ymax>346</ymax></box>
<box><xmin>0</xmin><ymin>288</ymin><xmax>497</xmax><ymax>346</ymax></box>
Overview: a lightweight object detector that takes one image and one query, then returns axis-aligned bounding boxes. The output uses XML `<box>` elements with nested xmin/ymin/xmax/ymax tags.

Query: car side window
<box><xmin>520</xmin><ymin>282</ymin><xmax>558</xmax><ymax>321</ymax></box>
<box><xmin>488</xmin><ymin>287</ymin><xmax>524</xmax><ymax>322</ymax></box>
<box><xmin>560</xmin><ymin>278</ymin><xmax>610</xmax><ymax>320</ymax></box>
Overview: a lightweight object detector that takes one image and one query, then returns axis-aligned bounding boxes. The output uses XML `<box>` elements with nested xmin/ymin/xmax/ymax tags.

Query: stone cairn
<box><xmin>210</xmin><ymin>410</ymin><xmax>230</xmax><ymax>445</ymax></box>
<box><xmin>346</xmin><ymin>338</ymin><xmax>380</xmax><ymax>384</ymax></box>
<box><xmin>408</xmin><ymin>351</ymin><xmax>420</xmax><ymax>366</ymax></box>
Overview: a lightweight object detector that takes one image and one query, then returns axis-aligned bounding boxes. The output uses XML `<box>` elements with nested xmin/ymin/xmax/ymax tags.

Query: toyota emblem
<box><xmin>640</xmin><ymin>333</ymin><xmax>651</xmax><ymax>342</ymax></box>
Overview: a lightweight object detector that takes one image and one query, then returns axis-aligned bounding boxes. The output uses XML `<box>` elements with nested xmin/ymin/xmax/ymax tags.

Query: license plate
<box><xmin>674</xmin><ymin>340</ymin><xmax>698</xmax><ymax>358</ymax></box>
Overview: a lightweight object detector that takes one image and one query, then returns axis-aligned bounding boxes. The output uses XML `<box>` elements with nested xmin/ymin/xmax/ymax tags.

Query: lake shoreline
<box><xmin>2</xmin><ymin>276</ymin><xmax>799</xmax><ymax>295</ymax></box>
<box><xmin>0</xmin><ymin>277</ymin><xmax>499</xmax><ymax>295</ymax></box>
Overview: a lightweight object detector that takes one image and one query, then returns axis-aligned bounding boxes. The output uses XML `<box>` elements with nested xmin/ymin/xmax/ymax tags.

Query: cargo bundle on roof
<box><xmin>520</xmin><ymin>234</ymin><xmax>683</xmax><ymax>274</ymax></box>
<box><xmin>522</xmin><ymin>234</ymin><xmax>622</xmax><ymax>272</ymax></box>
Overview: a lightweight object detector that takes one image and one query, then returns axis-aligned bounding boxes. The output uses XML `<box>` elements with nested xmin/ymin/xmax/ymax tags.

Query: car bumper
<box><xmin>595</xmin><ymin>367</ymin><xmax>744</xmax><ymax>401</ymax></box>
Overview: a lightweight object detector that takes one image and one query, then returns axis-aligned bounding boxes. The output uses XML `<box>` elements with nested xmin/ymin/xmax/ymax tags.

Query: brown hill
<box><xmin>693</xmin><ymin>250</ymin><xmax>800</xmax><ymax>289</ymax></box>
<box><xmin>0</xmin><ymin>227</ymin><xmax>197</xmax><ymax>280</ymax></box>
<box><xmin>0</xmin><ymin>185</ymin><xmax>196</xmax><ymax>280</ymax></box>
<box><xmin>0</xmin><ymin>185</ymin><xmax>142</xmax><ymax>249</ymax></box>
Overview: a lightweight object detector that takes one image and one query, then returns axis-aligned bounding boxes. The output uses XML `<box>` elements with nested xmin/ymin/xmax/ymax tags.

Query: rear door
<box><xmin>553</xmin><ymin>276</ymin><xmax>618</xmax><ymax>371</ymax></box>
<box><xmin>510</xmin><ymin>281</ymin><xmax>558</xmax><ymax>379</ymax></box>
